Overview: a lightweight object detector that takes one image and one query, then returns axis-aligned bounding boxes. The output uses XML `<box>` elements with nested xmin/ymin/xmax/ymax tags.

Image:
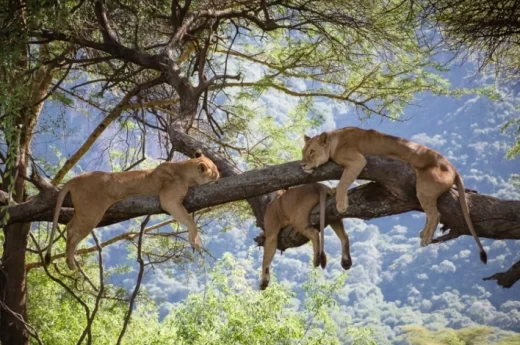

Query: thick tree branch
<box><xmin>36</xmin><ymin>30</ymin><xmax>166</xmax><ymax>71</ymax></box>
<box><xmin>6</xmin><ymin>158</ymin><xmax>519</xmax><ymax>239</ymax></box>
<box><xmin>6</xmin><ymin>157</ymin><xmax>520</xmax><ymax>287</ymax></box>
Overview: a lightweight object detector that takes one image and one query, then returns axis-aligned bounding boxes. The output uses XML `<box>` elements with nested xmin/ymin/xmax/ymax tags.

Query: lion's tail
<box><xmin>319</xmin><ymin>185</ymin><xmax>328</xmax><ymax>269</ymax></box>
<box><xmin>455</xmin><ymin>173</ymin><xmax>487</xmax><ymax>264</ymax></box>
<box><xmin>45</xmin><ymin>182</ymin><xmax>72</xmax><ymax>266</ymax></box>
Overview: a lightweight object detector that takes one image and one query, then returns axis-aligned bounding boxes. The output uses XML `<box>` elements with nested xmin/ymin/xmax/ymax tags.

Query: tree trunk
<box><xmin>0</xmin><ymin>45</ymin><xmax>56</xmax><ymax>343</ymax></box>
<box><xmin>0</xmin><ymin>225</ymin><xmax>31</xmax><ymax>345</ymax></box>
<box><xmin>1</xmin><ymin>138</ymin><xmax>31</xmax><ymax>345</ymax></box>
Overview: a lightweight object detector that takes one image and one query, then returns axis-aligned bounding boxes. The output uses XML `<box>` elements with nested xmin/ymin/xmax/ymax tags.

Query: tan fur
<box><xmin>301</xmin><ymin>127</ymin><xmax>487</xmax><ymax>264</ymax></box>
<box><xmin>260</xmin><ymin>183</ymin><xmax>352</xmax><ymax>290</ymax></box>
<box><xmin>45</xmin><ymin>151</ymin><xmax>220</xmax><ymax>270</ymax></box>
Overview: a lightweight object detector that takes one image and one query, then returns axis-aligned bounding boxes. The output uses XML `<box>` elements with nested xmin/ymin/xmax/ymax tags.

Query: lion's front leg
<box><xmin>335</xmin><ymin>154</ymin><xmax>367</xmax><ymax>214</ymax></box>
<box><xmin>159</xmin><ymin>183</ymin><xmax>200</xmax><ymax>251</ymax></box>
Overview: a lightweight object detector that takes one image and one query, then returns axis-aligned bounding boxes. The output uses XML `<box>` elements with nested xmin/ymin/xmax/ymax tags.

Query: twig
<box><xmin>29</xmin><ymin>233</ymin><xmax>92</xmax><ymax>344</ymax></box>
<box><xmin>116</xmin><ymin>215</ymin><xmax>150</xmax><ymax>345</ymax></box>
<box><xmin>76</xmin><ymin>231</ymin><xmax>105</xmax><ymax>345</ymax></box>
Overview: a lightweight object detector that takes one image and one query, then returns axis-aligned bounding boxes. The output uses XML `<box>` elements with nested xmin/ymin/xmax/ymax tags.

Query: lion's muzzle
<box><xmin>300</xmin><ymin>161</ymin><xmax>314</xmax><ymax>174</ymax></box>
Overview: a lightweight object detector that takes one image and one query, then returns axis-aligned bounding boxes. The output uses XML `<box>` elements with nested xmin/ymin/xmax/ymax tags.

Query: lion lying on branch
<box><xmin>46</xmin><ymin>150</ymin><xmax>220</xmax><ymax>270</ymax></box>
<box><xmin>301</xmin><ymin>127</ymin><xmax>487</xmax><ymax>264</ymax></box>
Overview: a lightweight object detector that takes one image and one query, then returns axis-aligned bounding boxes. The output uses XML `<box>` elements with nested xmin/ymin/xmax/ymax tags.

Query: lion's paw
<box><xmin>313</xmin><ymin>253</ymin><xmax>321</xmax><ymax>268</ymax></box>
<box><xmin>259</xmin><ymin>278</ymin><xmax>269</xmax><ymax>290</ymax></box>
<box><xmin>336</xmin><ymin>201</ymin><xmax>348</xmax><ymax>214</ymax></box>
<box><xmin>420</xmin><ymin>237</ymin><xmax>431</xmax><ymax>247</ymax></box>
<box><xmin>189</xmin><ymin>234</ymin><xmax>202</xmax><ymax>251</ymax></box>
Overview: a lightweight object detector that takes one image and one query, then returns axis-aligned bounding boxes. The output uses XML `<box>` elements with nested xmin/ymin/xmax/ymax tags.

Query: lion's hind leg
<box><xmin>295</xmin><ymin>224</ymin><xmax>322</xmax><ymax>269</ymax></box>
<box><xmin>260</xmin><ymin>224</ymin><xmax>279</xmax><ymax>290</ymax></box>
<box><xmin>65</xmin><ymin>216</ymin><xmax>96</xmax><ymax>270</ymax></box>
<box><xmin>416</xmin><ymin>168</ymin><xmax>451</xmax><ymax>247</ymax></box>
<box><xmin>329</xmin><ymin>220</ymin><xmax>352</xmax><ymax>270</ymax></box>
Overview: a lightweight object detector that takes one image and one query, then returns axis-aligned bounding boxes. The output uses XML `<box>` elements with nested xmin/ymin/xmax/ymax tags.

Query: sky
<box><xmin>30</xmin><ymin>58</ymin><xmax>520</xmax><ymax>344</ymax></box>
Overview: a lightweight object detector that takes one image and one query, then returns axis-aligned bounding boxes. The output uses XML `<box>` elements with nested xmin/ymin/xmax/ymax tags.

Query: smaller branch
<box><xmin>28</xmin><ymin>160</ymin><xmax>57</xmax><ymax>193</ymax></box>
<box><xmin>51</xmin><ymin>74</ymin><xmax>165</xmax><ymax>185</ymax></box>
<box><xmin>126</xmin><ymin>98</ymin><xmax>179</xmax><ymax>110</ymax></box>
<box><xmin>165</xmin><ymin>13</ymin><xmax>197</xmax><ymax>59</ymax></box>
<box><xmin>483</xmin><ymin>259</ymin><xmax>520</xmax><ymax>288</ymax></box>
<box><xmin>77</xmin><ymin>231</ymin><xmax>105</xmax><ymax>344</ymax></box>
<box><xmin>0</xmin><ymin>301</ymin><xmax>44</xmax><ymax>345</ymax></box>
<box><xmin>26</xmin><ymin>222</ymin><xmax>185</xmax><ymax>270</ymax></box>
<box><xmin>198</xmin><ymin>73</ymin><xmax>241</xmax><ymax>93</ymax></box>
<box><xmin>116</xmin><ymin>215</ymin><xmax>149</xmax><ymax>345</ymax></box>
<box><xmin>0</xmin><ymin>190</ymin><xmax>11</xmax><ymax>205</ymax></box>
<box><xmin>197</xmin><ymin>27</ymin><xmax>213</xmax><ymax>86</ymax></box>
<box><xmin>218</xmin><ymin>81</ymin><xmax>392</xmax><ymax>117</ymax></box>
<box><xmin>33</xmin><ymin>62</ymin><xmax>73</xmax><ymax>107</ymax></box>
<box><xmin>94</xmin><ymin>1</ymin><xmax>119</xmax><ymax>44</ymax></box>
<box><xmin>144</xmin><ymin>218</ymin><xmax>177</xmax><ymax>231</ymax></box>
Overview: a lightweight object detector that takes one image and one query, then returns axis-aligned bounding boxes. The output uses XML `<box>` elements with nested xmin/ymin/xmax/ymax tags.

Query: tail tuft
<box><xmin>320</xmin><ymin>251</ymin><xmax>327</xmax><ymax>269</ymax></box>
<box><xmin>480</xmin><ymin>251</ymin><xmax>488</xmax><ymax>264</ymax></box>
<box><xmin>44</xmin><ymin>252</ymin><xmax>52</xmax><ymax>266</ymax></box>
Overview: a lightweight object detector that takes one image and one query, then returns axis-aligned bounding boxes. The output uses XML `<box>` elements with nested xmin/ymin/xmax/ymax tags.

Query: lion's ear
<box><xmin>318</xmin><ymin>132</ymin><xmax>329</xmax><ymax>145</ymax></box>
<box><xmin>304</xmin><ymin>135</ymin><xmax>312</xmax><ymax>143</ymax></box>
<box><xmin>195</xmin><ymin>149</ymin><xmax>203</xmax><ymax>158</ymax></box>
<box><xmin>198</xmin><ymin>162</ymin><xmax>207</xmax><ymax>173</ymax></box>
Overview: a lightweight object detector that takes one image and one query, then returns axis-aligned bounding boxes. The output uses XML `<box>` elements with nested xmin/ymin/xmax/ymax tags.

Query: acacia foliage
<box><xmin>28</xmin><ymin>252</ymin><xmax>375</xmax><ymax>345</ymax></box>
<box><xmin>401</xmin><ymin>324</ymin><xmax>520</xmax><ymax>345</ymax></box>
<box><xmin>418</xmin><ymin>0</ymin><xmax>520</xmax><ymax>157</ymax></box>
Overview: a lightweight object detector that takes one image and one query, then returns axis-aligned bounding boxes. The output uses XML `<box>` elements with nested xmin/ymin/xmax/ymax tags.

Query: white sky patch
<box><xmin>411</xmin><ymin>133</ymin><xmax>447</xmax><ymax>147</ymax></box>
<box><xmin>391</xmin><ymin>225</ymin><xmax>408</xmax><ymax>235</ymax></box>
<box><xmin>473</xmin><ymin>126</ymin><xmax>499</xmax><ymax>136</ymax></box>
<box><xmin>468</xmin><ymin>141</ymin><xmax>489</xmax><ymax>155</ymax></box>
<box><xmin>314</xmin><ymin>100</ymin><xmax>338</xmax><ymax>131</ymax></box>
<box><xmin>458</xmin><ymin>249</ymin><xmax>471</xmax><ymax>259</ymax></box>
<box><xmin>446</xmin><ymin>96</ymin><xmax>480</xmax><ymax>119</ymax></box>
<box><xmin>465</xmin><ymin>168</ymin><xmax>500</xmax><ymax>187</ymax></box>
<box><xmin>431</xmin><ymin>260</ymin><xmax>457</xmax><ymax>274</ymax></box>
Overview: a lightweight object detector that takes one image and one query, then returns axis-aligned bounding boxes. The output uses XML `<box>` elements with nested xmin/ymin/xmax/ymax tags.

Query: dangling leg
<box><xmin>66</xmin><ymin>219</ymin><xmax>95</xmax><ymax>270</ymax></box>
<box><xmin>416</xmin><ymin>169</ymin><xmax>446</xmax><ymax>247</ymax></box>
<box><xmin>295</xmin><ymin>225</ymin><xmax>321</xmax><ymax>268</ymax></box>
<box><xmin>260</xmin><ymin>225</ymin><xmax>279</xmax><ymax>290</ymax></box>
<box><xmin>417</xmin><ymin>195</ymin><xmax>441</xmax><ymax>247</ymax></box>
<box><xmin>159</xmin><ymin>185</ymin><xmax>200</xmax><ymax>250</ymax></box>
<box><xmin>335</xmin><ymin>153</ymin><xmax>367</xmax><ymax>213</ymax></box>
<box><xmin>329</xmin><ymin>220</ymin><xmax>352</xmax><ymax>270</ymax></box>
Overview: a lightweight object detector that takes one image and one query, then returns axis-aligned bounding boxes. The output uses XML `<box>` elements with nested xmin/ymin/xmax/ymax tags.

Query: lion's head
<box><xmin>300</xmin><ymin>132</ymin><xmax>331</xmax><ymax>174</ymax></box>
<box><xmin>194</xmin><ymin>150</ymin><xmax>220</xmax><ymax>185</ymax></box>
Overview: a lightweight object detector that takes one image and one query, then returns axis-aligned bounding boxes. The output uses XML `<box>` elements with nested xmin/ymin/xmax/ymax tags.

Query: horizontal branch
<box><xmin>6</xmin><ymin>156</ymin><xmax>520</xmax><ymax>287</ymax></box>
<box><xmin>6</xmin><ymin>158</ymin><xmax>519</xmax><ymax>240</ymax></box>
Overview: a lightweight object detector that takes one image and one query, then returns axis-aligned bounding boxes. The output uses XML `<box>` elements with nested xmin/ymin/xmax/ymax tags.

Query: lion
<box><xmin>300</xmin><ymin>127</ymin><xmax>487</xmax><ymax>264</ymax></box>
<box><xmin>45</xmin><ymin>150</ymin><xmax>220</xmax><ymax>270</ymax></box>
<box><xmin>260</xmin><ymin>183</ymin><xmax>353</xmax><ymax>290</ymax></box>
